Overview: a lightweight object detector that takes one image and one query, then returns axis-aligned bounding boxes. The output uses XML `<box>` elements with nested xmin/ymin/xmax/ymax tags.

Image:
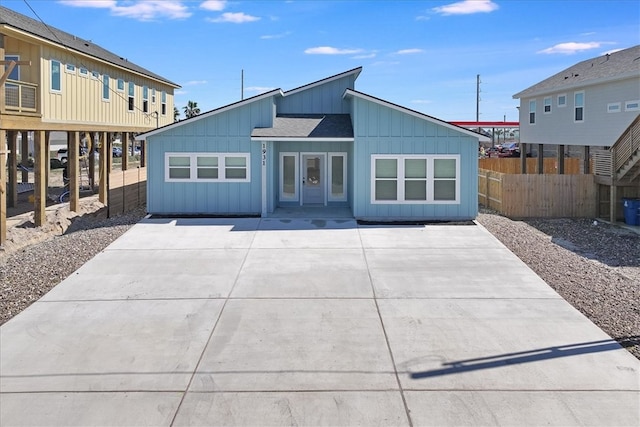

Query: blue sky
<box><xmin>3</xmin><ymin>0</ymin><xmax>639</xmax><ymax>121</ymax></box>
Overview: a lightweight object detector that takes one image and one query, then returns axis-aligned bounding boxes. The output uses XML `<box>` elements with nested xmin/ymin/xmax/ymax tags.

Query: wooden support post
<box><xmin>583</xmin><ymin>146</ymin><xmax>590</xmax><ymax>174</ymax></box>
<box><xmin>0</xmin><ymin>130</ymin><xmax>7</xmax><ymax>245</ymax></box>
<box><xmin>122</xmin><ymin>132</ymin><xmax>129</xmax><ymax>171</ymax></box>
<box><xmin>87</xmin><ymin>132</ymin><xmax>95</xmax><ymax>189</ymax></box>
<box><xmin>520</xmin><ymin>142</ymin><xmax>527</xmax><ymax>174</ymax></box>
<box><xmin>537</xmin><ymin>144</ymin><xmax>544</xmax><ymax>174</ymax></box>
<box><xmin>7</xmin><ymin>131</ymin><xmax>17</xmax><ymax>207</ymax></box>
<box><xmin>45</xmin><ymin>131</ymin><xmax>50</xmax><ymax>196</ymax></box>
<box><xmin>98</xmin><ymin>131</ymin><xmax>108</xmax><ymax>204</ymax></box>
<box><xmin>140</xmin><ymin>140</ymin><xmax>146</xmax><ymax>168</ymax></box>
<box><xmin>20</xmin><ymin>131</ymin><xmax>29</xmax><ymax>182</ymax></box>
<box><xmin>557</xmin><ymin>144</ymin><xmax>565</xmax><ymax>175</ymax></box>
<box><xmin>68</xmin><ymin>131</ymin><xmax>80</xmax><ymax>212</ymax></box>
<box><xmin>106</xmin><ymin>132</ymin><xmax>113</xmax><ymax>173</ymax></box>
<box><xmin>610</xmin><ymin>185</ymin><xmax>617</xmax><ymax>223</ymax></box>
<box><xmin>33</xmin><ymin>130</ymin><xmax>46</xmax><ymax>226</ymax></box>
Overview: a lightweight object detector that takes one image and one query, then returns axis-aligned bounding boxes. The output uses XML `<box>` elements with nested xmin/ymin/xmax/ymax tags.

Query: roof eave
<box><xmin>250</xmin><ymin>137</ymin><xmax>354</xmax><ymax>142</ymax></box>
<box><xmin>513</xmin><ymin>71</ymin><xmax>640</xmax><ymax>100</ymax></box>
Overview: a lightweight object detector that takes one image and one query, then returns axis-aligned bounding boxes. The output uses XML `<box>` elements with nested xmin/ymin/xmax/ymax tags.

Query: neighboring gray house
<box><xmin>136</xmin><ymin>67</ymin><xmax>490</xmax><ymax>221</ymax></box>
<box><xmin>513</xmin><ymin>45</ymin><xmax>640</xmax><ymax>221</ymax></box>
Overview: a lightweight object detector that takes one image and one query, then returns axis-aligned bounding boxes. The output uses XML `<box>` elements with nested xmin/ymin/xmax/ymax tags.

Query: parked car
<box><xmin>112</xmin><ymin>147</ymin><xmax>123</xmax><ymax>157</ymax></box>
<box><xmin>497</xmin><ymin>143</ymin><xmax>521</xmax><ymax>158</ymax></box>
<box><xmin>57</xmin><ymin>148</ymin><xmax>68</xmax><ymax>163</ymax></box>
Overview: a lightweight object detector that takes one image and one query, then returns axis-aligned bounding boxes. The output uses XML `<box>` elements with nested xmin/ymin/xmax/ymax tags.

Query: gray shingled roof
<box><xmin>252</xmin><ymin>114</ymin><xmax>354</xmax><ymax>138</ymax></box>
<box><xmin>513</xmin><ymin>45</ymin><xmax>640</xmax><ymax>99</ymax></box>
<box><xmin>0</xmin><ymin>5</ymin><xmax>179</xmax><ymax>87</ymax></box>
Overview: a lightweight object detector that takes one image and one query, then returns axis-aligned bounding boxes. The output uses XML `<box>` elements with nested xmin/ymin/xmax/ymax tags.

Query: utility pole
<box><xmin>476</xmin><ymin>74</ymin><xmax>481</xmax><ymax>132</ymax></box>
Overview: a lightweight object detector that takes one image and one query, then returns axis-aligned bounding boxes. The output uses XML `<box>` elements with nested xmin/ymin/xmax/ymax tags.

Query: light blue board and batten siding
<box><xmin>147</xmin><ymin>97</ymin><xmax>275</xmax><ymax>215</ymax></box>
<box><xmin>350</xmin><ymin>96</ymin><xmax>479</xmax><ymax>220</ymax></box>
<box><xmin>519</xmin><ymin>77</ymin><xmax>640</xmax><ymax>146</ymax></box>
<box><xmin>277</xmin><ymin>74</ymin><xmax>356</xmax><ymax>114</ymax></box>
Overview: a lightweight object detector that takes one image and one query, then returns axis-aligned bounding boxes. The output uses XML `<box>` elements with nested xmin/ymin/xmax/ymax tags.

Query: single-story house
<box><xmin>135</xmin><ymin>67</ymin><xmax>489</xmax><ymax>221</ymax></box>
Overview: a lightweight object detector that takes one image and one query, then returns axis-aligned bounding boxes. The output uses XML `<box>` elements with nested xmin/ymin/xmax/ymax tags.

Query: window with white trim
<box><xmin>543</xmin><ymin>96</ymin><xmax>552</xmax><ymax>113</ymax></box>
<box><xmin>5</xmin><ymin>55</ymin><xmax>20</xmax><ymax>80</ymax></box>
<box><xmin>117</xmin><ymin>78</ymin><xmax>125</xmax><ymax>91</ymax></box>
<box><xmin>128</xmin><ymin>82</ymin><xmax>135</xmax><ymax>111</ymax></box>
<box><xmin>279</xmin><ymin>152</ymin><xmax>299</xmax><ymax>201</ymax></box>
<box><xmin>79</xmin><ymin>67</ymin><xmax>88</xmax><ymax>77</ymax></box>
<box><xmin>152</xmin><ymin>88</ymin><xmax>156</xmax><ymax>104</ymax></box>
<box><xmin>51</xmin><ymin>60</ymin><xmax>61</xmax><ymax>92</ymax></box>
<box><xmin>102</xmin><ymin>74</ymin><xmax>110</xmax><ymax>100</ymax></box>
<box><xmin>607</xmin><ymin>102</ymin><xmax>621</xmax><ymax>113</ymax></box>
<box><xmin>165</xmin><ymin>153</ymin><xmax>250</xmax><ymax>182</ymax></box>
<box><xmin>328</xmin><ymin>152</ymin><xmax>347</xmax><ymax>202</ymax></box>
<box><xmin>574</xmin><ymin>91</ymin><xmax>584</xmax><ymax>122</ymax></box>
<box><xmin>371</xmin><ymin>155</ymin><xmax>459</xmax><ymax>204</ymax></box>
<box><xmin>529</xmin><ymin>100</ymin><xmax>536</xmax><ymax>124</ymax></box>
<box><xmin>91</xmin><ymin>70</ymin><xmax>99</xmax><ymax>80</ymax></box>
<box><xmin>65</xmin><ymin>63</ymin><xmax>75</xmax><ymax>74</ymax></box>
<box><xmin>557</xmin><ymin>94</ymin><xmax>567</xmax><ymax>107</ymax></box>
<box><xmin>625</xmin><ymin>100</ymin><xmax>639</xmax><ymax>111</ymax></box>
<box><xmin>143</xmin><ymin>86</ymin><xmax>149</xmax><ymax>113</ymax></box>
<box><xmin>161</xmin><ymin>91</ymin><xmax>167</xmax><ymax>115</ymax></box>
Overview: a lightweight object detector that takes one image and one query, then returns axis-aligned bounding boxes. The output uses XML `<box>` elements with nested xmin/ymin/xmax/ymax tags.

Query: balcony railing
<box><xmin>4</xmin><ymin>79</ymin><xmax>38</xmax><ymax>113</ymax></box>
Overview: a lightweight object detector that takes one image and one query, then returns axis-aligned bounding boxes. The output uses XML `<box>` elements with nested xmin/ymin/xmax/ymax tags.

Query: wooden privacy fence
<box><xmin>479</xmin><ymin>158</ymin><xmax>586</xmax><ymax>174</ymax></box>
<box><xmin>108</xmin><ymin>167</ymin><xmax>147</xmax><ymax>216</ymax></box>
<box><xmin>479</xmin><ymin>169</ymin><xmax>596</xmax><ymax>218</ymax></box>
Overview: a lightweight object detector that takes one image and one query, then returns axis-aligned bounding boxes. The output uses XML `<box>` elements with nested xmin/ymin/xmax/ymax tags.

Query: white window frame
<box><xmin>143</xmin><ymin>85</ymin><xmax>149</xmax><ymax>113</ymax></box>
<box><xmin>117</xmin><ymin>78</ymin><xmax>125</xmax><ymax>92</ymax></box>
<box><xmin>328</xmin><ymin>152</ymin><xmax>348</xmax><ymax>202</ymax></box>
<box><xmin>557</xmin><ymin>94</ymin><xmax>567</xmax><ymax>107</ymax></box>
<box><xmin>102</xmin><ymin>74</ymin><xmax>110</xmax><ymax>101</ymax></box>
<box><xmin>528</xmin><ymin>100</ymin><xmax>536</xmax><ymax>124</ymax></box>
<box><xmin>543</xmin><ymin>96</ymin><xmax>552</xmax><ymax>114</ymax></box>
<box><xmin>128</xmin><ymin>81</ymin><xmax>135</xmax><ymax>112</ymax></box>
<box><xmin>50</xmin><ymin>59</ymin><xmax>61</xmax><ymax>93</ymax></box>
<box><xmin>624</xmin><ymin>100</ymin><xmax>639</xmax><ymax>111</ymax></box>
<box><xmin>65</xmin><ymin>63</ymin><xmax>76</xmax><ymax>74</ymax></box>
<box><xmin>279</xmin><ymin>152</ymin><xmax>299</xmax><ymax>201</ymax></box>
<box><xmin>5</xmin><ymin>54</ymin><xmax>20</xmax><ymax>80</ymax></box>
<box><xmin>79</xmin><ymin>67</ymin><xmax>88</xmax><ymax>78</ymax></box>
<box><xmin>370</xmin><ymin>154</ymin><xmax>460</xmax><ymax>204</ymax></box>
<box><xmin>152</xmin><ymin>88</ymin><xmax>156</xmax><ymax>104</ymax></box>
<box><xmin>161</xmin><ymin>91</ymin><xmax>167</xmax><ymax>115</ymax></box>
<box><xmin>165</xmin><ymin>153</ymin><xmax>251</xmax><ymax>183</ymax></box>
<box><xmin>91</xmin><ymin>70</ymin><xmax>99</xmax><ymax>80</ymax></box>
<box><xmin>574</xmin><ymin>91</ymin><xmax>584</xmax><ymax>122</ymax></box>
<box><xmin>607</xmin><ymin>102</ymin><xmax>621</xmax><ymax>113</ymax></box>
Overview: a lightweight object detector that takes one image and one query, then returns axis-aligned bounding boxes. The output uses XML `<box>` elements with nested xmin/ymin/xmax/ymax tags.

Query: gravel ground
<box><xmin>1</xmin><ymin>206</ymin><xmax>638</xmax><ymax>360</ymax></box>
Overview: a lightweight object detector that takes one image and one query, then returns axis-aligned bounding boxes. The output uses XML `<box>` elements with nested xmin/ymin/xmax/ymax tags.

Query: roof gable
<box><xmin>513</xmin><ymin>45</ymin><xmax>640</xmax><ymax>99</ymax></box>
<box><xmin>344</xmin><ymin>89</ymin><xmax>490</xmax><ymax>142</ymax></box>
<box><xmin>283</xmin><ymin>67</ymin><xmax>362</xmax><ymax>96</ymax></box>
<box><xmin>0</xmin><ymin>5</ymin><xmax>178</xmax><ymax>87</ymax></box>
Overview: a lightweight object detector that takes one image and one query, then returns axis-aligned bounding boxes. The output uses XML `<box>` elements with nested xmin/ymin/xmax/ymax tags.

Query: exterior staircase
<box><xmin>594</xmin><ymin>114</ymin><xmax>640</xmax><ymax>185</ymax></box>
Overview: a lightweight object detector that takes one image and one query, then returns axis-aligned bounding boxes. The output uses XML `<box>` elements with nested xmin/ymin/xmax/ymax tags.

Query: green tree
<box><xmin>183</xmin><ymin>100</ymin><xmax>201</xmax><ymax>119</ymax></box>
<box><xmin>173</xmin><ymin>106</ymin><xmax>180</xmax><ymax>122</ymax></box>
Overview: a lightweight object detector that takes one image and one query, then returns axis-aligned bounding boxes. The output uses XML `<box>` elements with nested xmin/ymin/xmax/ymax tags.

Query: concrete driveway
<box><xmin>1</xmin><ymin>217</ymin><xmax>639</xmax><ymax>426</ymax></box>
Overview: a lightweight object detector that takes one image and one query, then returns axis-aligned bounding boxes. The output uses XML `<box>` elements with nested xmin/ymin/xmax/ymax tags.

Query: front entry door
<box><xmin>302</xmin><ymin>154</ymin><xmax>325</xmax><ymax>204</ymax></box>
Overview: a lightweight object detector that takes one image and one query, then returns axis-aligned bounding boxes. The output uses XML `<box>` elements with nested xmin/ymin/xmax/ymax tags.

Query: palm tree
<box><xmin>173</xmin><ymin>106</ymin><xmax>180</xmax><ymax>122</ymax></box>
<box><xmin>183</xmin><ymin>100</ymin><xmax>201</xmax><ymax>119</ymax></box>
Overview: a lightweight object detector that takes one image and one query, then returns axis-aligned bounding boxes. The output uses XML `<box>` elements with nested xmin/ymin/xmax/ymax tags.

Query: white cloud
<box><xmin>261</xmin><ymin>31</ymin><xmax>291</xmax><ymax>40</ymax></box>
<box><xmin>208</xmin><ymin>12</ymin><xmax>260</xmax><ymax>23</ymax></box>
<box><xmin>200</xmin><ymin>0</ymin><xmax>226</xmax><ymax>11</ymax></box>
<box><xmin>432</xmin><ymin>0</ymin><xmax>499</xmax><ymax>15</ymax></box>
<box><xmin>175</xmin><ymin>90</ymin><xmax>187</xmax><ymax>95</ymax></box>
<box><xmin>353</xmin><ymin>53</ymin><xmax>377</xmax><ymax>59</ymax></box>
<box><xmin>537</xmin><ymin>42</ymin><xmax>604</xmax><ymax>54</ymax></box>
<box><xmin>396</xmin><ymin>48</ymin><xmax>425</xmax><ymax>55</ymax></box>
<box><xmin>304</xmin><ymin>46</ymin><xmax>363</xmax><ymax>55</ymax></box>
<box><xmin>416</xmin><ymin>15</ymin><xmax>430</xmax><ymax>21</ymax></box>
<box><xmin>60</xmin><ymin>0</ymin><xmax>192</xmax><ymax>20</ymax></box>
<box><xmin>184</xmin><ymin>80</ymin><xmax>208</xmax><ymax>86</ymax></box>
<box><xmin>245</xmin><ymin>86</ymin><xmax>277</xmax><ymax>94</ymax></box>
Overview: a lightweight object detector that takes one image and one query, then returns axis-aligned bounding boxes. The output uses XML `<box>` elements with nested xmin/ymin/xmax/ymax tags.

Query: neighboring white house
<box><xmin>513</xmin><ymin>45</ymin><xmax>640</xmax><ymax>156</ymax></box>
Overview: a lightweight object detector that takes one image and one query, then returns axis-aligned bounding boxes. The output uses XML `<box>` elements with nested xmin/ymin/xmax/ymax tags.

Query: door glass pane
<box><xmin>331</xmin><ymin>155</ymin><xmax>344</xmax><ymax>198</ymax></box>
<box><xmin>282</xmin><ymin>155</ymin><xmax>296</xmax><ymax>198</ymax></box>
<box><xmin>375</xmin><ymin>180</ymin><xmax>397</xmax><ymax>200</ymax></box>
<box><xmin>434</xmin><ymin>159</ymin><xmax>456</xmax><ymax>178</ymax></box>
<box><xmin>306</xmin><ymin>157</ymin><xmax>320</xmax><ymax>186</ymax></box>
<box><xmin>376</xmin><ymin>159</ymin><xmax>397</xmax><ymax>178</ymax></box>
<box><xmin>405</xmin><ymin>159</ymin><xmax>426</xmax><ymax>178</ymax></box>
<box><xmin>405</xmin><ymin>180</ymin><xmax>426</xmax><ymax>200</ymax></box>
<box><xmin>434</xmin><ymin>180</ymin><xmax>456</xmax><ymax>200</ymax></box>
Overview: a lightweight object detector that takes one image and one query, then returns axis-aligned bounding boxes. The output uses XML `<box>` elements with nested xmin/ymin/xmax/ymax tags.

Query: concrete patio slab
<box><xmin>378</xmin><ymin>298</ymin><xmax>640</xmax><ymax>391</ymax></box>
<box><xmin>191</xmin><ymin>299</ymin><xmax>397</xmax><ymax>391</ymax></box>
<box><xmin>231</xmin><ymin>248</ymin><xmax>372</xmax><ymax>298</ymax></box>
<box><xmin>173</xmin><ymin>391</ymin><xmax>409</xmax><ymax>426</ymax></box>
<box><xmin>1</xmin><ymin>217</ymin><xmax>639</xmax><ymax>426</ymax></box>
<box><xmin>366</xmin><ymin>248</ymin><xmax>559</xmax><ymax>299</ymax></box>
<box><xmin>0</xmin><ymin>299</ymin><xmax>224</xmax><ymax>392</ymax></box>
<box><xmin>0</xmin><ymin>392</ymin><xmax>182</xmax><ymax>426</ymax></box>
<box><xmin>42</xmin><ymin>249</ymin><xmax>248</xmax><ymax>301</ymax></box>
